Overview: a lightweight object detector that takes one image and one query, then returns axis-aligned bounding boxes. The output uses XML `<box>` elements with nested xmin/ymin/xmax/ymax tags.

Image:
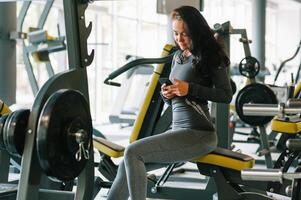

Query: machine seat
<box><xmin>271</xmin><ymin>117</ymin><xmax>301</xmax><ymax>134</ymax></box>
<box><xmin>93</xmin><ymin>137</ymin><xmax>125</xmax><ymax>158</ymax></box>
<box><xmin>194</xmin><ymin>147</ymin><xmax>255</xmax><ymax>171</ymax></box>
<box><xmin>94</xmin><ymin>137</ymin><xmax>255</xmax><ymax>171</ymax></box>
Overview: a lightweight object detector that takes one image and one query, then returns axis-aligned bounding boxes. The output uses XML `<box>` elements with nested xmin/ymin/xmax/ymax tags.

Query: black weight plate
<box><xmin>238</xmin><ymin>56</ymin><xmax>260</xmax><ymax>78</ymax></box>
<box><xmin>3</xmin><ymin>109</ymin><xmax>30</xmax><ymax>156</ymax></box>
<box><xmin>235</xmin><ymin>83</ymin><xmax>277</xmax><ymax>126</ymax></box>
<box><xmin>230</xmin><ymin>79</ymin><xmax>237</xmax><ymax>95</ymax></box>
<box><xmin>0</xmin><ymin>115</ymin><xmax>9</xmax><ymax>150</ymax></box>
<box><xmin>36</xmin><ymin>89</ymin><xmax>92</xmax><ymax>181</ymax></box>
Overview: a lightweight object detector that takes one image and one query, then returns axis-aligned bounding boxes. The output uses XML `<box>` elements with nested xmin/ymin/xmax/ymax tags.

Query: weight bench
<box><xmin>93</xmin><ymin>136</ymin><xmax>255</xmax><ymax>200</ymax></box>
<box><xmin>93</xmin><ymin>137</ymin><xmax>254</xmax><ymax>170</ymax></box>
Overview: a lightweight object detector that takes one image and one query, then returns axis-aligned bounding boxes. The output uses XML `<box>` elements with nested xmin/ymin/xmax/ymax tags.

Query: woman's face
<box><xmin>172</xmin><ymin>20</ymin><xmax>192</xmax><ymax>51</ymax></box>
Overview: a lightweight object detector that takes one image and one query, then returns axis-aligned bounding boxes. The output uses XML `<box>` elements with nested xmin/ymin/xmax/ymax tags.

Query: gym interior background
<box><xmin>6</xmin><ymin>0</ymin><xmax>300</xmax><ymax>124</ymax></box>
<box><xmin>1</xmin><ymin>0</ymin><xmax>301</xmax><ymax>200</ymax></box>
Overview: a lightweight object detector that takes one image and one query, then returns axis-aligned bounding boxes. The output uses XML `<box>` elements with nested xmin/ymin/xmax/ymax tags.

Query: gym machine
<box><xmin>241</xmin><ymin>99</ymin><xmax>301</xmax><ymax>199</ymax></box>
<box><xmin>235</xmin><ymin>81</ymin><xmax>278</xmax><ymax>168</ymax></box>
<box><xmin>93</xmin><ymin>44</ymin><xmax>257</xmax><ymax>200</ymax></box>
<box><xmin>92</xmin><ymin>22</ymin><xmax>286</xmax><ymax>200</ymax></box>
<box><xmin>108</xmin><ymin>55</ymin><xmax>155</xmax><ymax>127</ymax></box>
<box><xmin>148</xmin><ymin>22</ymin><xmax>285</xmax><ymax>200</ymax></box>
<box><xmin>273</xmin><ymin>39</ymin><xmax>301</xmax><ymax>86</ymax></box>
<box><xmin>95</xmin><ymin>55</ymin><xmax>294</xmax><ymax>199</ymax></box>
<box><xmin>234</xmin><ymin>71</ymin><xmax>301</xmax><ymax>170</ymax></box>
<box><xmin>227</xmin><ymin>27</ymin><xmax>281</xmax><ymax>168</ymax></box>
<box><xmin>93</xmin><ymin>45</ymin><xmax>176</xmax><ymax>196</ymax></box>
<box><xmin>214</xmin><ymin>21</ymin><xmax>268</xmax><ymax>152</ymax></box>
<box><xmin>0</xmin><ymin>0</ymin><xmax>95</xmax><ymax>199</ymax></box>
<box><xmin>10</xmin><ymin>0</ymin><xmax>66</xmax><ymax>95</ymax></box>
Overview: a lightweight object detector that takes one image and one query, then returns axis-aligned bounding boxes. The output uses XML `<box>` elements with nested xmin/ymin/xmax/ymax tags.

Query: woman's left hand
<box><xmin>170</xmin><ymin>78</ymin><xmax>189</xmax><ymax>96</ymax></box>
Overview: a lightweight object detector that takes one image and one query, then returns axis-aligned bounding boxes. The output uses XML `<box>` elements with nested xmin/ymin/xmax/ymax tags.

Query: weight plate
<box><xmin>235</xmin><ymin>83</ymin><xmax>277</xmax><ymax>126</ymax></box>
<box><xmin>0</xmin><ymin>115</ymin><xmax>9</xmax><ymax>150</ymax></box>
<box><xmin>238</xmin><ymin>56</ymin><xmax>260</xmax><ymax>78</ymax></box>
<box><xmin>230</xmin><ymin>79</ymin><xmax>237</xmax><ymax>95</ymax></box>
<box><xmin>3</xmin><ymin>109</ymin><xmax>30</xmax><ymax>156</ymax></box>
<box><xmin>37</xmin><ymin>89</ymin><xmax>92</xmax><ymax>181</ymax></box>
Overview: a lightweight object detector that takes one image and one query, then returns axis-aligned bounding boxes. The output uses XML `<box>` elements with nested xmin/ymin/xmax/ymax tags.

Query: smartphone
<box><xmin>159</xmin><ymin>78</ymin><xmax>173</xmax><ymax>86</ymax></box>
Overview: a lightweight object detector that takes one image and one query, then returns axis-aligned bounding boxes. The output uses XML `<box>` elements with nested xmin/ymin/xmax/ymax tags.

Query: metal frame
<box><xmin>16</xmin><ymin>1</ymin><xmax>94</xmax><ymax>199</ymax></box>
<box><xmin>17</xmin><ymin>0</ymin><xmax>66</xmax><ymax>95</ymax></box>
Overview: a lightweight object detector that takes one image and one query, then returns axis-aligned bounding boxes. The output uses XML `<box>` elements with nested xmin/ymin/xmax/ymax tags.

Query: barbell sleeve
<box><xmin>242</xmin><ymin>168</ymin><xmax>301</xmax><ymax>183</ymax></box>
<box><xmin>286</xmin><ymin>139</ymin><xmax>301</xmax><ymax>151</ymax></box>
<box><xmin>286</xmin><ymin>98</ymin><xmax>301</xmax><ymax>107</ymax></box>
<box><xmin>243</xmin><ymin>103</ymin><xmax>301</xmax><ymax>116</ymax></box>
<box><xmin>242</xmin><ymin>104</ymin><xmax>279</xmax><ymax>116</ymax></box>
<box><xmin>241</xmin><ymin>168</ymin><xmax>283</xmax><ymax>183</ymax></box>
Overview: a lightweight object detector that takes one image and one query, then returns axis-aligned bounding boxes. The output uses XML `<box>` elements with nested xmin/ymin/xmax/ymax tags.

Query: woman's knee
<box><xmin>124</xmin><ymin>144</ymin><xmax>143</xmax><ymax>163</ymax></box>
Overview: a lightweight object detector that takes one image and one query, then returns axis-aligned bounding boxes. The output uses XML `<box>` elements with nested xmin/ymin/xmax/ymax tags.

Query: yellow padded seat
<box><xmin>194</xmin><ymin>147</ymin><xmax>255</xmax><ymax>171</ymax></box>
<box><xmin>271</xmin><ymin>117</ymin><xmax>301</xmax><ymax>135</ymax></box>
<box><xmin>93</xmin><ymin>137</ymin><xmax>255</xmax><ymax>171</ymax></box>
<box><xmin>93</xmin><ymin>137</ymin><xmax>125</xmax><ymax>158</ymax></box>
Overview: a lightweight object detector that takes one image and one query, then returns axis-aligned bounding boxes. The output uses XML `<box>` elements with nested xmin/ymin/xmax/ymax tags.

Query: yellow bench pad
<box><xmin>94</xmin><ymin>137</ymin><xmax>254</xmax><ymax>171</ymax></box>
<box><xmin>194</xmin><ymin>147</ymin><xmax>255</xmax><ymax>171</ymax></box>
<box><xmin>93</xmin><ymin>137</ymin><xmax>125</xmax><ymax>158</ymax></box>
<box><xmin>271</xmin><ymin>117</ymin><xmax>301</xmax><ymax>134</ymax></box>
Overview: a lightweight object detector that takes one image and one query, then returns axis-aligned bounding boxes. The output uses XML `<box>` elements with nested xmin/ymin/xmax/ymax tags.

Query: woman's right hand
<box><xmin>161</xmin><ymin>84</ymin><xmax>176</xmax><ymax>99</ymax></box>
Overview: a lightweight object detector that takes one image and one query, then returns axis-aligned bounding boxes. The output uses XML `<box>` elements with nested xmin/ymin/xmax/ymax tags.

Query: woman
<box><xmin>107</xmin><ymin>6</ymin><xmax>232</xmax><ymax>200</ymax></box>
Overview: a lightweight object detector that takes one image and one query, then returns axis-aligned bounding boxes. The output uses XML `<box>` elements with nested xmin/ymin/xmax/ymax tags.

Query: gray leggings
<box><xmin>107</xmin><ymin>128</ymin><xmax>217</xmax><ymax>200</ymax></box>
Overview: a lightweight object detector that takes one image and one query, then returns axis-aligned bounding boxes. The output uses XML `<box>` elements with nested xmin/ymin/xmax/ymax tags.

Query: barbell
<box><xmin>235</xmin><ymin>83</ymin><xmax>278</xmax><ymax>126</ymax></box>
<box><xmin>243</xmin><ymin>99</ymin><xmax>301</xmax><ymax>118</ymax></box>
<box><xmin>0</xmin><ymin>89</ymin><xmax>92</xmax><ymax>182</ymax></box>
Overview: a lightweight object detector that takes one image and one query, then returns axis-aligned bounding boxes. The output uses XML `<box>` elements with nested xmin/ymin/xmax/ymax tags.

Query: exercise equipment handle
<box><xmin>104</xmin><ymin>54</ymin><xmax>174</xmax><ymax>87</ymax></box>
<box><xmin>243</xmin><ymin>103</ymin><xmax>301</xmax><ymax>117</ymax></box>
<box><xmin>286</xmin><ymin>139</ymin><xmax>301</xmax><ymax>151</ymax></box>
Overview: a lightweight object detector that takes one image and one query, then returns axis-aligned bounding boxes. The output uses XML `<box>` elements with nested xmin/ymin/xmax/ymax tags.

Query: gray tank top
<box><xmin>169</xmin><ymin>51</ymin><xmax>214</xmax><ymax>131</ymax></box>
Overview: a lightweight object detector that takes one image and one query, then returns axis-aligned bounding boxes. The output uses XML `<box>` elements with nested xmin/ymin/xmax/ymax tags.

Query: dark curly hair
<box><xmin>171</xmin><ymin>6</ymin><xmax>230</xmax><ymax>75</ymax></box>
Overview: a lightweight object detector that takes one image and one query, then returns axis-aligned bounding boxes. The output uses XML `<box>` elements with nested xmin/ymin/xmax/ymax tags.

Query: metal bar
<box><xmin>62</xmin><ymin>0</ymin><xmax>82</xmax><ymax>70</ymax></box>
<box><xmin>259</xmin><ymin>126</ymin><xmax>273</xmax><ymax>168</ymax></box>
<box><xmin>22</xmin><ymin>45</ymin><xmax>39</xmax><ymax>95</ymax></box>
<box><xmin>215</xmin><ymin>21</ymin><xmax>230</xmax><ymax>148</ymax></box>
<box><xmin>104</xmin><ymin>54</ymin><xmax>174</xmax><ymax>86</ymax></box>
<box><xmin>243</xmin><ymin>104</ymin><xmax>279</xmax><ymax>116</ymax></box>
<box><xmin>45</xmin><ymin>61</ymin><xmax>55</xmax><ymax>77</ymax></box>
<box><xmin>16</xmin><ymin>1</ymin><xmax>31</xmax><ymax>32</ymax></box>
<box><xmin>287</xmin><ymin>139</ymin><xmax>301</xmax><ymax>151</ymax></box>
<box><xmin>242</xmin><ymin>168</ymin><xmax>301</xmax><ymax>182</ymax></box>
<box><xmin>242</xmin><ymin>168</ymin><xmax>283</xmax><ymax>182</ymax></box>
<box><xmin>243</xmin><ymin>103</ymin><xmax>301</xmax><ymax>116</ymax></box>
<box><xmin>252</xmin><ymin>0</ymin><xmax>266</xmax><ymax>81</ymax></box>
<box><xmin>37</xmin><ymin>0</ymin><xmax>54</xmax><ymax>29</ymax></box>
<box><xmin>0</xmin><ymin>2</ymin><xmax>16</xmax><ymax>105</ymax></box>
<box><xmin>231</xmin><ymin>29</ymin><xmax>252</xmax><ymax>57</ymax></box>
<box><xmin>0</xmin><ymin>151</ymin><xmax>10</xmax><ymax>183</ymax></box>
